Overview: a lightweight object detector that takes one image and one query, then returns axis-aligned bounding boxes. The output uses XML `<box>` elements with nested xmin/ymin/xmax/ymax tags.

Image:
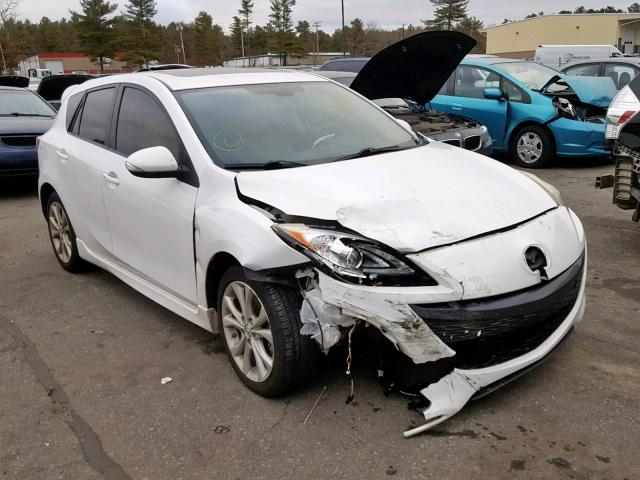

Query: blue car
<box><xmin>429</xmin><ymin>57</ymin><xmax>618</xmax><ymax>168</ymax></box>
<box><xmin>0</xmin><ymin>84</ymin><xmax>55</xmax><ymax>178</ymax></box>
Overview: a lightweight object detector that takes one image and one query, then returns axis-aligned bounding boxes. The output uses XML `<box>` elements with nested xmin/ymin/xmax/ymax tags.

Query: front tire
<box><xmin>511</xmin><ymin>125</ymin><xmax>554</xmax><ymax>168</ymax></box>
<box><xmin>217</xmin><ymin>266</ymin><xmax>317</xmax><ymax>397</ymax></box>
<box><xmin>46</xmin><ymin>192</ymin><xmax>87</xmax><ymax>272</ymax></box>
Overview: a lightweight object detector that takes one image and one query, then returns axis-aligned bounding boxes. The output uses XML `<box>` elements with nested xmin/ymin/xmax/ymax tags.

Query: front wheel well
<box><xmin>205</xmin><ymin>252</ymin><xmax>241</xmax><ymax>309</ymax></box>
<box><xmin>39</xmin><ymin>183</ymin><xmax>56</xmax><ymax>217</ymax></box>
<box><xmin>508</xmin><ymin>121</ymin><xmax>556</xmax><ymax>151</ymax></box>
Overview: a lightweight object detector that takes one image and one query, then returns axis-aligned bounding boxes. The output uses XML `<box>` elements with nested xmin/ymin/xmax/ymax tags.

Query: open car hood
<box><xmin>236</xmin><ymin>143</ymin><xmax>557</xmax><ymax>252</ymax></box>
<box><xmin>37</xmin><ymin>74</ymin><xmax>93</xmax><ymax>101</ymax></box>
<box><xmin>0</xmin><ymin>76</ymin><xmax>29</xmax><ymax>88</ymax></box>
<box><xmin>543</xmin><ymin>75</ymin><xmax>617</xmax><ymax>108</ymax></box>
<box><xmin>349</xmin><ymin>31</ymin><xmax>476</xmax><ymax>105</ymax></box>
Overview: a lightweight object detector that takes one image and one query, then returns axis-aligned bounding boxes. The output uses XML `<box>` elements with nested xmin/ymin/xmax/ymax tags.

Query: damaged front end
<box><xmin>240</xmin><ymin>180</ymin><xmax>586</xmax><ymax>436</ymax></box>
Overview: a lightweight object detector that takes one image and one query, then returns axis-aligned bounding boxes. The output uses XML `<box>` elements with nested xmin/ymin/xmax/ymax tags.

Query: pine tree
<box><xmin>424</xmin><ymin>0</ymin><xmax>469</xmax><ymax>30</ymax></box>
<box><xmin>121</xmin><ymin>0</ymin><xmax>159</xmax><ymax>66</ymax></box>
<box><xmin>70</xmin><ymin>0</ymin><xmax>118</xmax><ymax>73</ymax></box>
<box><xmin>630</xmin><ymin>3</ymin><xmax>640</xmax><ymax>13</ymax></box>
<box><xmin>268</xmin><ymin>0</ymin><xmax>301</xmax><ymax>65</ymax></box>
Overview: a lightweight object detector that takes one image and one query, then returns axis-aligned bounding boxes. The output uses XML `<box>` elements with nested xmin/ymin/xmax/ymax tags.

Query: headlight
<box><xmin>272</xmin><ymin>224</ymin><xmax>436</xmax><ymax>286</ymax></box>
<box><xmin>480</xmin><ymin>126</ymin><xmax>492</xmax><ymax>148</ymax></box>
<box><xmin>520</xmin><ymin>171</ymin><xmax>565</xmax><ymax>206</ymax></box>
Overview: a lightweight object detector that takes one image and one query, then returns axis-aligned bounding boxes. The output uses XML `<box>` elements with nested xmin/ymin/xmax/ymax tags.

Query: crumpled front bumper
<box><xmin>308</xmin><ymin>207</ymin><xmax>586</xmax><ymax>436</ymax></box>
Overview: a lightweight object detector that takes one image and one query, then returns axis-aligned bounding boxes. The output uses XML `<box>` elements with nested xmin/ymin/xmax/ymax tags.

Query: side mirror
<box><xmin>483</xmin><ymin>87</ymin><xmax>505</xmax><ymax>101</ymax></box>
<box><xmin>125</xmin><ymin>146</ymin><xmax>179</xmax><ymax>178</ymax></box>
<box><xmin>395</xmin><ymin>118</ymin><xmax>413</xmax><ymax>133</ymax></box>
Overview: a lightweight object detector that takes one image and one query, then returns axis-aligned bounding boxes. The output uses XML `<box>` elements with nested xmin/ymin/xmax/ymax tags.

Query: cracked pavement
<box><xmin>1</xmin><ymin>157</ymin><xmax>639</xmax><ymax>479</ymax></box>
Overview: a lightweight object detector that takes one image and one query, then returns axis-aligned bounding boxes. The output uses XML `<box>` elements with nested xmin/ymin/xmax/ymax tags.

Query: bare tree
<box><xmin>0</xmin><ymin>0</ymin><xmax>18</xmax><ymax>24</ymax></box>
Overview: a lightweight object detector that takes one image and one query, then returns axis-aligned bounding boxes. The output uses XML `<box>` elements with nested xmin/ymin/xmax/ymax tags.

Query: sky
<box><xmin>12</xmin><ymin>0</ymin><xmax>640</xmax><ymax>33</ymax></box>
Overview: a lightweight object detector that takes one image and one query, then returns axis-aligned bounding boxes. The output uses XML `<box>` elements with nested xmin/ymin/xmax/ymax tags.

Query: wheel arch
<box><xmin>205</xmin><ymin>251</ymin><xmax>241</xmax><ymax>310</ymax></box>
<box><xmin>508</xmin><ymin>121</ymin><xmax>557</xmax><ymax>153</ymax></box>
<box><xmin>39</xmin><ymin>183</ymin><xmax>57</xmax><ymax>217</ymax></box>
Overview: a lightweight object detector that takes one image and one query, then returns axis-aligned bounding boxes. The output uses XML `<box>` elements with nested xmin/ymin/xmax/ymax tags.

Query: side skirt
<box><xmin>77</xmin><ymin>240</ymin><xmax>217</xmax><ymax>332</ymax></box>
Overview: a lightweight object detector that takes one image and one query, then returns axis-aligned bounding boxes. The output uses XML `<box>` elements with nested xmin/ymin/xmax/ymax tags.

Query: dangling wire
<box><xmin>345</xmin><ymin>321</ymin><xmax>359</xmax><ymax>404</ymax></box>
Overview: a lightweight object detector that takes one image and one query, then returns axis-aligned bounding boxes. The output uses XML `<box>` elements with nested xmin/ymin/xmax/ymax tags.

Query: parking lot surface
<box><xmin>1</xmin><ymin>157</ymin><xmax>639</xmax><ymax>480</ymax></box>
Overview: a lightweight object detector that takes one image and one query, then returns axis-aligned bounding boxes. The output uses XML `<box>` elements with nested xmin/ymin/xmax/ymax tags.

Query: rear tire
<box><xmin>511</xmin><ymin>125</ymin><xmax>554</xmax><ymax>168</ymax></box>
<box><xmin>46</xmin><ymin>192</ymin><xmax>87</xmax><ymax>273</ymax></box>
<box><xmin>217</xmin><ymin>266</ymin><xmax>317</xmax><ymax>397</ymax></box>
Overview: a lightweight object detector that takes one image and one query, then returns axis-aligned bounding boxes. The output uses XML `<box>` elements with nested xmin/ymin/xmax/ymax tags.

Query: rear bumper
<box><xmin>403</xmin><ymin>249</ymin><xmax>587</xmax><ymax>437</ymax></box>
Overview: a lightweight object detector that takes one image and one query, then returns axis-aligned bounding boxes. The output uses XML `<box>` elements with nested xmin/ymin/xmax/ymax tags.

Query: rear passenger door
<box><xmin>59</xmin><ymin>87</ymin><xmax>115</xmax><ymax>256</ymax></box>
<box><xmin>100</xmin><ymin>85</ymin><xmax>199</xmax><ymax>303</ymax></box>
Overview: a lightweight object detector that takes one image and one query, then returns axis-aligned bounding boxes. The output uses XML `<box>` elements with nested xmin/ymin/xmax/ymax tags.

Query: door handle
<box><xmin>102</xmin><ymin>171</ymin><xmax>120</xmax><ymax>186</ymax></box>
<box><xmin>451</xmin><ymin>103</ymin><xmax>463</xmax><ymax>111</ymax></box>
<box><xmin>56</xmin><ymin>149</ymin><xmax>68</xmax><ymax>162</ymax></box>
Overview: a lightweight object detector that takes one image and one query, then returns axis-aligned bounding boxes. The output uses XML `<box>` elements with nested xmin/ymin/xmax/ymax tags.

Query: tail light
<box><xmin>606</xmin><ymin>85</ymin><xmax>640</xmax><ymax>140</ymax></box>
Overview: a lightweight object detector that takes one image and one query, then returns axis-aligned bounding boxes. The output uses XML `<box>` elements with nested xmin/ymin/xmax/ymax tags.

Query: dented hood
<box><xmin>236</xmin><ymin>143</ymin><xmax>558</xmax><ymax>252</ymax></box>
<box><xmin>349</xmin><ymin>31</ymin><xmax>476</xmax><ymax>105</ymax></box>
<box><xmin>544</xmin><ymin>75</ymin><xmax>617</xmax><ymax>108</ymax></box>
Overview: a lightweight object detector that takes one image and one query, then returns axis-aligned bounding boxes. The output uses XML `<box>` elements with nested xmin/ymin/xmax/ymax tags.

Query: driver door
<box><xmin>100</xmin><ymin>85</ymin><xmax>199</xmax><ymax>303</ymax></box>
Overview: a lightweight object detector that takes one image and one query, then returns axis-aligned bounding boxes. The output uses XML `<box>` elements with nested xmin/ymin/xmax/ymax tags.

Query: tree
<box><xmin>525</xmin><ymin>11</ymin><xmax>544</xmax><ymax>18</ymax></box>
<box><xmin>190</xmin><ymin>11</ymin><xmax>224</xmax><ymax>66</ymax></box>
<box><xmin>268</xmin><ymin>0</ymin><xmax>301</xmax><ymax>65</ymax></box>
<box><xmin>119</xmin><ymin>0</ymin><xmax>160</xmax><ymax>66</ymax></box>
<box><xmin>238</xmin><ymin>0</ymin><xmax>253</xmax><ymax>59</ymax></box>
<box><xmin>630</xmin><ymin>3</ymin><xmax>640</xmax><ymax>13</ymax></box>
<box><xmin>457</xmin><ymin>16</ymin><xmax>484</xmax><ymax>53</ymax></box>
<box><xmin>424</xmin><ymin>0</ymin><xmax>469</xmax><ymax>30</ymax></box>
<box><xmin>70</xmin><ymin>0</ymin><xmax>118</xmax><ymax>73</ymax></box>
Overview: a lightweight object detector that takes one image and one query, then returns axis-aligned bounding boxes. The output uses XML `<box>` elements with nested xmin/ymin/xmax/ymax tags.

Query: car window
<box><xmin>564</xmin><ymin>63</ymin><xmax>600</xmax><ymax>77</ymax></box>
<box><xmin>503</xmin><ymin>79</ymin><xmax>524</xmax><ymax>103</ymax></box>
<box><xmin>454</xmin><ymin>66</ymin><xmax>501</xmax><ymax>99</ymax></box>
<box><xmin>77</xmin><ymin>88</ymin><xmax>115</xmax><ymax>145</ymax></box>
<box><xmin>604</xmin><ymin>63</ymin><xmax>639</xmax><ymax>90</ymax></box>
<box><xmin>65</xmin><ymin>92</ymin><xmax>84</xmax><ymax>131</ymax></box>
<box><xmin>115</xmin><ymin>87</ymin><xmax>180</xmax><ymax>159</ymax></box>
<box><xmin>438</xmin><ymin>72</ymin><xmax>455</xmax><ymax>95</ymax></box>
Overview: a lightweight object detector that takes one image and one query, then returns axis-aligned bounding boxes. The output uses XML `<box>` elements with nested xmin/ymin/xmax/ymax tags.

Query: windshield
<box><xmin>497</xmin><ymin>62</ymin><xmax>558</xmax><ymax>91</ymax></box>
<box><xmin>0</xmin><ymin>90</ymin><xmax>56</xmax><ymax>117</ymax></box>
<box><xmin>176</xmin><ymin>81</ymin><xmax>418</xmax><ymax>169</ymax></box>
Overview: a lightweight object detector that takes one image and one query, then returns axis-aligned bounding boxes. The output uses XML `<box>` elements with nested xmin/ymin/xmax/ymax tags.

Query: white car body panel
<box><xmin>235</xmin><ymin>140</ymin><xmax>558</xmax><ymax>252</ymax></box>
<box><xmin>37</xmin><ymin>69</ymin><xmax>587</xmax><ymax>436</ymax></box>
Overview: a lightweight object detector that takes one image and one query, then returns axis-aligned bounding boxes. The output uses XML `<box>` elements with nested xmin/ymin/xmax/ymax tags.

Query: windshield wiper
<box><xmin>332</xmin><ymin>144</ymin><xmax>409</xmax><ymax>162</ymax></box>
<box><xmin>2</xmin><ymin>112</ymin><xmax>54</xmax><ymax>118</ymax></box>
<box><xmin>225</xmin><ymin>160</ymin><xmax>307</xmax><ymax>171</ymax></box>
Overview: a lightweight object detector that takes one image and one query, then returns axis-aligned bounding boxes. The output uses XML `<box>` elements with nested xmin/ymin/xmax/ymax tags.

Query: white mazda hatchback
<box><xmin>38</xmin><ymin>65</ymin><xmax>586</xmax><ymax>436</ymax></box>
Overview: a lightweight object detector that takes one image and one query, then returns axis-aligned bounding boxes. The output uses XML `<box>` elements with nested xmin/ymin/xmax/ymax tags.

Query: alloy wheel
<box><xmin>516</xmin><ymin>132</ymin><xmax>544</xmax><ymax>164</ymax></box>
<box><xmin>221</xmin><ymin>281</ymin><xmax>274</xmax><ymax>383</ymax></box>
<box><xmin>48</xmin><ymin>202</ymin><xmax>73</xmax><ymax>264</ymax></box>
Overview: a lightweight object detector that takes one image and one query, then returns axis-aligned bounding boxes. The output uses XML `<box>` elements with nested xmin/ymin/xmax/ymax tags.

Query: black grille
<box><xmin>1</xmin><ymin>135</ymin><xmax>37</xmax><ymax>148</ymax></box>
<box><xmin>442</xmin><ymin>139</ymin><xmax>462</xmax><ymax>147</ymax></box>
<box><xmin>411</xmin><ymin>253</ymin><xmax>584</xmax><ymax>369</ymax></box>
<box><xmin>464</xmin><ymin>135</ymin><xmax>482</xmax><ymax>151</ymax></box>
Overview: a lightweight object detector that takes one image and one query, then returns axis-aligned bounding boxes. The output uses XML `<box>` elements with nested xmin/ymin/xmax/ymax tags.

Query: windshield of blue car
<box><xmin>176</xmin><ymin>81</ymin><xmax>420</xmax><ymax>169</ymax></box>
<box><xmin>0</xmin><ymin>90</ymin><xmax>56</xmax><ymax>117</ymax></box>
<box><xmin>497</xmin><ymin>62</ymin><xmax>558</xmax><ymax>91</ymax></box>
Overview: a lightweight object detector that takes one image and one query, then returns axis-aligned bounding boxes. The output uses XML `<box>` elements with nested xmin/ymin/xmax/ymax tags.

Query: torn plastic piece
<box><xmin>300</xmin><ymin>287</ymin><xmax>355</xmax><ymax>353</ymax></box>
<box><xmin>161</xmin><ymin>376</ymin><xmax>173</xmax><ymax>385</ymax></box>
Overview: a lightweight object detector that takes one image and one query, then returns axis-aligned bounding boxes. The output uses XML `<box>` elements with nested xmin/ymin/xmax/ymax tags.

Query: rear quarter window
<box><xmin>65</xmin><ymin>92</ymin><xmax>84</xmax><ymax>131</ymax></box>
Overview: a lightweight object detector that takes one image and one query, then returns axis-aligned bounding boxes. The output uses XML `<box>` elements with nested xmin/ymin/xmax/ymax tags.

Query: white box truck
<box><xmin>534</xmin><ymin>45</ymin><xmax>623</xmax><ymax>69</ymax></box>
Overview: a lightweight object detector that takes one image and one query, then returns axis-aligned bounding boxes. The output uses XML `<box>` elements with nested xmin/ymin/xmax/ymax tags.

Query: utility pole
<box><xmin>240</xmin><ymin>28</ymin><xmax>245</xmax><ymax>60</ymax></box>
<box><xmin>312</xmin><ymin>20</ymin><xmax>321</xmax><ymax>65</ymax></box>
<box><xmin>341</xmin><ymin>0</ymin><xmax>346</xmax><ymax>56</ymax></box>
<box><xmin>402</xmin><ymin>24</ymin><xmax>405</xmax><ymax>39</ymax></box>
<box><xmin>177</xmin><ymin>23</ymin><xmax>186</xmax><ymax>64</ymax></box>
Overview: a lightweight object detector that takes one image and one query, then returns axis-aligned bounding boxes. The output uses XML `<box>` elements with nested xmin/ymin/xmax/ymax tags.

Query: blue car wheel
<box><xmin>511</xmin><ymin>125</ymin><xmax>554</xmax><ymax>169</ymax></box>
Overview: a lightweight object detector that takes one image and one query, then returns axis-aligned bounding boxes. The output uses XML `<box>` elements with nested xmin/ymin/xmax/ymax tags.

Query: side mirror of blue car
<box><xmin>483</xmin><ymin>87</ymin><xmax>505</xmax><ymax>101</ymax></box>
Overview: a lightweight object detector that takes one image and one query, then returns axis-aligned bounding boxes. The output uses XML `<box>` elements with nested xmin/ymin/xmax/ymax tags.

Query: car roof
<box><xmin>314</xmin><ymin>70</ymin><xmax>358</xmax><ymax>79</ymax></box>
<box><xmin>561</xmin><ymin>57</ymin><xmax>640</xmax><ymax>69</ymax></box>
<box><xmin>0</xmin><ymin>85</ymin><xmax>32</xmax><ymax>91</ymax></box>
<box><xmin>66</xmin><ymin>68</ymin><xmax>329</xmax><ymax>93</ymax></box>
<box><xmin>323</xmin><ymin>57</ymin><xmax>371</xmax><ymax>62</ymax></box>
<box><xmin>461</xmin><ymin>57</ymin><xmax>526</xmax><ymax>66</ymax></box>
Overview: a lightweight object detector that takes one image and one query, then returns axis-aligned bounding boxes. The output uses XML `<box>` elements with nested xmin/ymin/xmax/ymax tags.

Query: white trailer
<box><xmin>534</xmin><ymin>45</ymin><xmax>623</xmax><ymax>69</ymax></box>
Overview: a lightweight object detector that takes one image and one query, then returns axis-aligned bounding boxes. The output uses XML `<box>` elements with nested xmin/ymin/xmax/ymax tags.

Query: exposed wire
<box><xmin>345</xmin><ymin>321</ymin><xmax>358</xmax><ymax>404</ymax></box>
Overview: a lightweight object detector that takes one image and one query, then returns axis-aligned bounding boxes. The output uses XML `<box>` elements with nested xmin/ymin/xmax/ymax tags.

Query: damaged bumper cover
<box><xmin>302</xmin><ymin>207</ymin><xmax>586</xmax><ymax>436</ymax></box>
